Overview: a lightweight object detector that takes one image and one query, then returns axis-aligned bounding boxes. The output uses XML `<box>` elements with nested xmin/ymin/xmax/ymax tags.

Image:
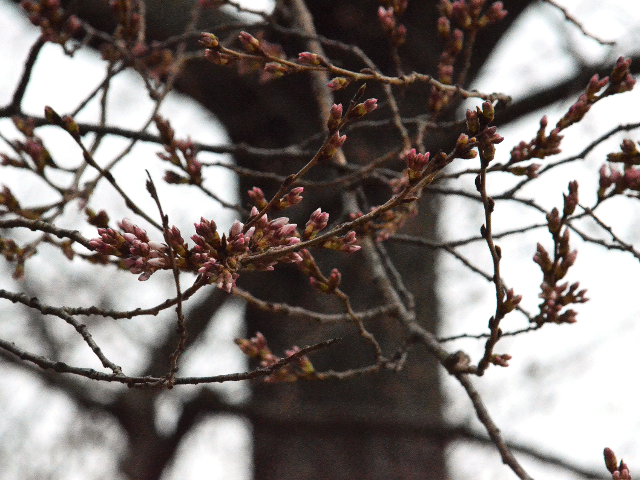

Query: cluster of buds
<box><xmin>235</xmin><ymin>332</ymin><xmax>315</xmax><ymax>382</ymax></box>
<box><xmin>393</xmin><ymin>149</ymin><xmax>450</xmax><ymax>194</ymax></box>
<box><xmin>604</xmin><ymin>448</ymin><xmax>632</xmax><ymax>480</ymax></box>
<box><xmin>441</xmin><ymin>0</ymin><xmax>507</xmax><ymax>30</ymax></box>
<box><xmin>89</xmin><ymin>219</ymin><xmax>172</xmax><ymax>281</ymax></box>
<box><xmin>556</xmin><ymin>93</ymin><xmax>596</xmax><ymax>131</ymax></box>
<box><xmin>490</xmin><ymin>353</ymin><xmax>512</xmax><ymax>367</ymax></box>
<box><xmin>21</xmin><ymin>0</ymin><xmax>83</xmax><ymax>46</ymax></box>
<box><xmin>555</xmin><ymin>72</ymin><xmax>613</xmax><ymax>130</ymax></box>
<box><xmin>206</xmin><ymin>31</ymin><xmax>289</xmax><ymax>81</ymax></box>
<box><xmin>377</xmin><ymin>4</ymin><xmax>407</xmax><ymax>47</ymax></box>
<box><xmin>465</xmin><ymin>100</ymin><xmax>494</xmax><ymax>135</ymax></box>
<box><xmin>605</xmin><ymin>57</ymin><xmax>637</xmax><ymax>96</ymax></box>
<box><xmin>78</xmin><ymin>200</ymin><xmax>355</xmax><ymax>292</ymax></box>
<box><xmin>465</xmin><ymin>101</ymin><xmax>504</xmax><ymax>164</ymax></box>
<box><xmin>598</xmin><ymin>140</ymin><xmax>640</xmax><ymax>199</ymax></box>
<box><xmin>607</xmin><ymin>139</ymin><xmax>640</xmax><ymax>165</ymax></box>
<box><xmin>551</xmin><ymin>58</ymin><xmax>635</xmax><ymax>133</ymax></box>
<box><xmin>0</xmin><ymin>236</ymin><xmax>28</xmax><ymax>279</ymax></box>
<box><xmin>241</xmin><ymin>33</ymin><xmax>287</xmax><ymax>81</ymax></box>
<box><xmin>191</xmin><ymin>218</ymin><xmax>255</xmax><ymax>291</ymax></box>
<box><xmin>263</xmin><ymin>61</ymin><xmax>292</xmax><ymax>79</ymax></box>
<box><xmin>319</xmin><ymin>100</ymin><xmax>375</xmax><ymax>160</ymax></box>
<box><xmin>430</xmin><ymin>1</ymin><xmax>507</xmax><ymax>113</ymax></box>
<box><xmin>401</xmin><ymin>148</ymin><xmax>431</xmax><ymax>182</ymax></box>
<box><xmin>533</xmin><ymin>182</ymin><xmax>588</xmax><ymax>326</ymax></box>
<box><xmin>154</xmin><ymin>116</ymin><xmax>203</xmax><ymax>185</ymax></box>
<box><xmin>202</xmin><ymin>32</ymin><xmax>235</xmax><ymax>66</ymax></box>
<box><xmin>240</xmin><ymin>209</ymin><xmax>302</xmax><ymax>266</ymax></box>
<box><xmin>1</xmin><ymin>117</ymin><xmax>55</xmax><ymax>174</ymax></box>
<box><xmin>89</xmin><ymin>215</ymin><xmax>275</xmax><ymax>291</ymax></box>
<box><xmin>302</xmin><ymin>208</ymin><xmax>330</xmax><ymax>240</ymax></box>
<box><xmin>509</xmin><ymin>116</ymin><xmax>561</xmax><ymax>168</ymax></box>
<box><xmin>296</xmin><ymin>249</ymin><xmax>342</xmax><ymax>294</ymax></box>
<box><xmin>534</xmin><ymin>279</ymin><xmax>587</xmax><ymax>325</ymax></box>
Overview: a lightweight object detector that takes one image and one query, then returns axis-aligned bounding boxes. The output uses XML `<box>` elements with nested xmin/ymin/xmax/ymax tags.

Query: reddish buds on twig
<box><xmin>604</xmin><ymin>448</ymin><xmax>632</xmax><ymax>480</ymax></box>
<box><xmin>327</xmin><ymin>77</ymin><xmax>351</xmax><ymax>91</ymax></box>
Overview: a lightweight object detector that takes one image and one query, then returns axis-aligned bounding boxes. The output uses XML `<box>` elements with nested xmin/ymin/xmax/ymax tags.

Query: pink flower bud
<box><xmin>238</xmin><ymin>31</ymin><xmax>261</xmax><ymax>53</ymax></box>
<box><xmin>604</xmin><ymin>448</ymin><xmax>618</xmax><ymax>474</ymax></box>
<box><xmin>263</xmin><ymin>62</ymin><xmax>291</xmax><ymax>78</ymax></box>
<box><xmin>437</xmin><ymin>17</ymin><xmax>451</xmax><ymax>37</ymax></box>
<box><xmin>297</xmin><ymin>52</ymin><xmax>324</xmax><ymax>66</ymax></box>
<box><xmin>199</xmin><ymin>32</ymin><xmax>219</xmax><ymax>49</ymax></box>
<box><xmin>204</xmin><ymin>49</ymin><xmax>233</xmax><ymax>65</ymax></box>
<box><xmin>347</xmin><ymin>98</ymin><xmax>378</xmax><ymax>120</ymax></box>
<box><xmin>327</xmin><ymin>103</ymin><xmax>343</xmax><ymax>132</ymax></box>
<box><xmin>327</xmin><ymin>77</ymin><xmax>351</xmax><ymax>91</ymax></box>
<box><xmin>378</xmin><ymin>6</ymin><xmax>396</xmax><ymax>32</ymax></box>
<box><xmin>229</xmin><ymin>220</ymin><xmax>243</xmax><ymax>237</ymax></box>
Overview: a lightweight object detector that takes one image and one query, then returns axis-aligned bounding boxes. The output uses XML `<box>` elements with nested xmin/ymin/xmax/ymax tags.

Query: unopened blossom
<box><xmin>238</xmin><ymin>31</ymin><xmax>261</xmax><ymax>53</ymax></box>
<box><xmin>322</xmin><ymin>231</ymin><xmax>360</xmax><ymax>253</ymax></box>
<box><xmin>347</xmin><ymin>98</ymin><xmax>378</xmax><ymax>120</ymax></box>
<box><xmin>403</xmin><ymin>149</ymin><xmax>431</xmax><ymax>181</ymax></box>
<box><xmin>277</xmin><ymin>187</ymin><xmax>303</xmax><ymax>210</ymax></box>
<box><xmin>297</xmin><ymin>52</ymin><xmax>324</xmax><ymax>66</ymax></box>
<box><xmin>490</xmin><ymin>353</ymin><xmax>512</xmax><ymax>367</ymax></box>
<box><xmin>378</xmin><ymin>7</ymin><xmax>396</xmax><ymax>32</ymax></box>
<box><xmin>303</xmin><ymin>208</ymin><xmax>330</xmax><ymax>240</ymax></box>
<box><xmin>327</xmin><ymin>103</ymin><xmax>343</xmax><ymax>133</ymax></box>
<box><xmin>319</xmin><ymin>132</ymin><xmax>347</xmax><ymax>161</ymax></box>
<box><xmin>327</xmin><ymin>77</ymin><xmax>351</xmax><ymax>91</ymax></box>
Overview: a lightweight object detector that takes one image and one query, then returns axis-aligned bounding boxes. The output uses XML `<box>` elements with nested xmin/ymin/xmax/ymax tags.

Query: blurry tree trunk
<box><xmin>179</xmin><ymin>2</ymin><xmax>536</xmax><ymax>479</ymax></box>
<box><xmin>9</xmin><ymin>1</ymin><xmax>536</xmax><ymax>478</ymax></box>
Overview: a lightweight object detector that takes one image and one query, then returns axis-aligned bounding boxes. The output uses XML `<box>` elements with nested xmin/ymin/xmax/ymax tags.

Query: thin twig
<box><xmin>0</xmin><ymin>289</ymin><xmax>123</xmax><ymax>375</ymax></box>
<box><xmin>0</xmin><ymin>335</ymin><xmax>339</xmax><ymax>387</ymax></box>
<box><xmin>456</xmin><ymin>373</ymin><xmax>534</xmax><ymax>480</ymax></box>
<box><xmin>145</xmin><ymin>173</ymin><xmax>186</xmax><ymax>386</ymax></box>
<box><xmin>542</xmin><ymin>0</ymin><xmax>616</xmax><ymax>46</ymax></box>
<box><xmin>233</xmin><ymin>287</ymin><xmax>398</xmax><ymax>323</ymax></box>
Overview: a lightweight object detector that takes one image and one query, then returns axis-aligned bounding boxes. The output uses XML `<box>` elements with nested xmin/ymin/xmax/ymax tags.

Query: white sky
<box><xmin>1</xmin><ymin>0</ymin><xmax>640</xmax><ymax>479</ymax></box>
